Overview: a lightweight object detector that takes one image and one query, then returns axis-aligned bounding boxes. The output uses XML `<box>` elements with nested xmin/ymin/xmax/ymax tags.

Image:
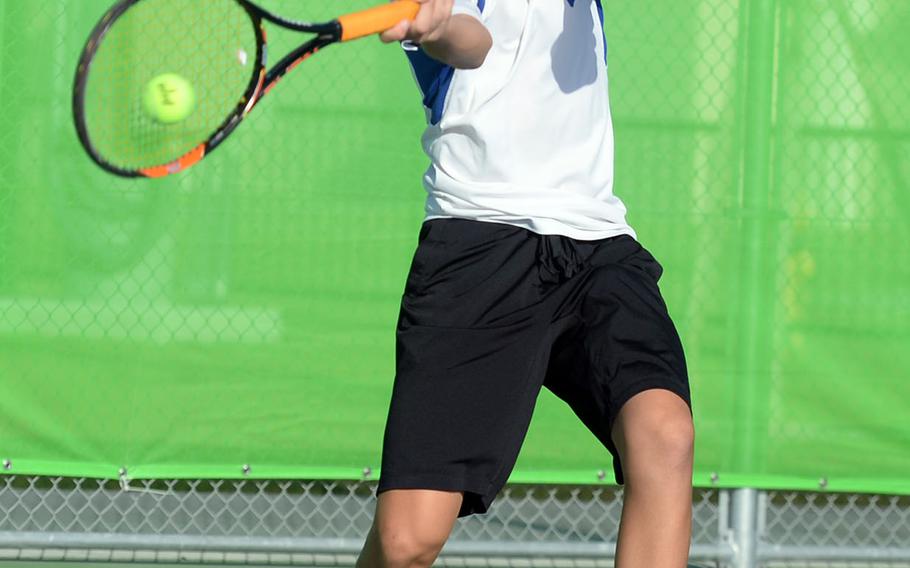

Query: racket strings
<box><xmin>82</xmin><ymin>0</ymin><xmax>259</xmax><ymax>172</ymax></box>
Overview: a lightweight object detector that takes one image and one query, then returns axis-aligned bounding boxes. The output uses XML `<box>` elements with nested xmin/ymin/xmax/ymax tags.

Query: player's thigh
<box><xmin>543</xmin><ymin>237</ymin><xmax>692</xmax><ymax>482</ymax></box>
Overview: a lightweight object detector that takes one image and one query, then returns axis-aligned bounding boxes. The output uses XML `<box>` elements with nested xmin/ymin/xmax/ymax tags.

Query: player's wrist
<box><xmin>420</xmin><ymin>14</ymin><xmax>451</xmax><ymax>44</ymax></box>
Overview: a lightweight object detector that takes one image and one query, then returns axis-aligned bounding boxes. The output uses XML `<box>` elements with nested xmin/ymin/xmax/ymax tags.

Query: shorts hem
<box><xmin>377</xmin><ymin>473</ymin><xmax>495</xmax><ymax>517</ymax></box>
<box><xmin>610</xmin><ymin>379</ymin><xmax>692</xmax><ymax>420</ymax></box>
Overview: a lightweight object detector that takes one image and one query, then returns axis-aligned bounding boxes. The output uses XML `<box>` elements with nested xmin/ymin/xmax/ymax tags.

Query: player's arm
<box><xmin>380</xmin><ymin>0</ymin><xmax>492</xmax><ymax>70</ymax></box>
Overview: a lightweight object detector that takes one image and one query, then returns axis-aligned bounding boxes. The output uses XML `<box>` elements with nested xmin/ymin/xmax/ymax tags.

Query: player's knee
<box><xmin>666</xmin><ymin>416</ymin><xmax>695</xmax><ymax>468</ymax></box>
<box><xmin>621</xmin><ymin>407</ymin><xmax>694</xmax><ymax>475</ymax></box>
<box><xmin>374</xmin><ymin>525</ymin><xmax>447</xmax><ymax>568</ymax></box>
<box><xmin>645</xmin><ymin>414</ymin><xmax>694</xmax><ymax>473</ymax></box>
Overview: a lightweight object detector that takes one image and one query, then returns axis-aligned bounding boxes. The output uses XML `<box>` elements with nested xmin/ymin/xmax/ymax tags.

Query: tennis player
<box><xmin>358</xmin><ymin>0</ymin><xmax>694</xmax><ymax>566</ymax></box>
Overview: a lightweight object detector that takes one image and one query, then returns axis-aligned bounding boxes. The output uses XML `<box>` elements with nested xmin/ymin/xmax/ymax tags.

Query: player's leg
<box><xmin>589</xmin><ymin>240</ymin><xmax>693</xmax><ymax>568</ymax></box>
<box><xmin>356</xmin><ymin>489</ymin><xmax>463</xmax><ymax>568</ymax></box>
<box><xmin>542</xmin><ymin>235</ymin><xmax>693</xmax><ymax>567</ymax></box>
<box><xmin>612</xmin><ymin>388</ymin><xmax>694</xmax><ymax>568</ymax></box>
<box><xmin>367</xmin><ymin>220</ymin><xmax>565</xmax><ymax>566</ymax></box>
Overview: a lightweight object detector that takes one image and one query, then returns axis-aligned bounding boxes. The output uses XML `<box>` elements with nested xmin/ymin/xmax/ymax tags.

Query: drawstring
<box><xmin>538</xmin><ymin>235</ymin><xmax>592</xmax><ymax>284</ymax></box>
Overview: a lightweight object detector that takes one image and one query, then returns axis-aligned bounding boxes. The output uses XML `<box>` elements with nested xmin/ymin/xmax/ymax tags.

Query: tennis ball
<box><xmin>143</xmin><ymin>73</ymin><xmax>196</xmax><ymax>124</ymax></box>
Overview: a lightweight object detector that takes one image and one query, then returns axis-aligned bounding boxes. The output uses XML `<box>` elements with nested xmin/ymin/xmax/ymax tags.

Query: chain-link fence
<box><xmin>1</xmin><ymin>477</ymin><xmax>909</xmax><ymax>567</ymax></box>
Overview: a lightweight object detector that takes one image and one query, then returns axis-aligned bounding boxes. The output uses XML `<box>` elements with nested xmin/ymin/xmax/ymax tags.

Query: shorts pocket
<box><xmin>624</xmin><ymin>245</ymin><xmax>665</xmax><ymax>282</ymax></box>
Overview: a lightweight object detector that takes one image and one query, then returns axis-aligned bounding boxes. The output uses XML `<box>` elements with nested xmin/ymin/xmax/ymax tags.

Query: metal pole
<box><xmin>731</xmin><ymin>0</ymin><xmax>780</xmax><ymax>475</ymax></box>
<box><xmin>731</xmin><ymin>488</ymin><xmax>759</xmax><ymax>568</ymax></box>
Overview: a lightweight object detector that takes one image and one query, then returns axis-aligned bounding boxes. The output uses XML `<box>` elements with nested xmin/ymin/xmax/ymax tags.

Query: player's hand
<box><xmin>380</xmin><ymin>0</ymin><xmax>455</xmax><ymax>44</ymax></box>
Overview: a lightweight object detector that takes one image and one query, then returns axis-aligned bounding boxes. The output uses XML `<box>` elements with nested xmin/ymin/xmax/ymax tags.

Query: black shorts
<box><xmin>378</xmin><ymin>218</ymin><xmax>690</xmax><ymax>517</ymax></box>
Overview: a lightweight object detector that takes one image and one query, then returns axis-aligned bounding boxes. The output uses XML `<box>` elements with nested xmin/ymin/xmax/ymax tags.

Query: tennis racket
<box><xmin>73</xmin><ymin>0</ymin><xmax>419</xmax><ymax>178</ymax></box>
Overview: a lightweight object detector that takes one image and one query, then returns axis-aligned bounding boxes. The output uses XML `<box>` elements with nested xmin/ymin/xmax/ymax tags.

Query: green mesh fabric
<box><xmin>0</xmin><ymin>0</ymin><xmax>908</xmax><ymax>493</ymax></box>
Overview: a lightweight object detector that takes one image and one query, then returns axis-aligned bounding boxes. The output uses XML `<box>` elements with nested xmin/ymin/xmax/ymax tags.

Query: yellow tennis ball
<box><xmin>143</xmin><ymin>73</ymin><xmax>196</xmax><ymax>124</ymax></box>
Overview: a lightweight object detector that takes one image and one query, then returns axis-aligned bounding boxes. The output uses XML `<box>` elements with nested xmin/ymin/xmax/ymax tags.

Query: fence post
<box><xmin>731</xmin><ymin>488</ymin><xmax>759</xmax><ymax>568</ymax></box>
<box><xmin>731</xmin><ymin>0</ymin><xmax>780</xmax><ymax>474</ymax></box>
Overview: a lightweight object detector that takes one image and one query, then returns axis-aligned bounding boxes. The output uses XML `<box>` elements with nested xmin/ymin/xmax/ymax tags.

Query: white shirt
<box><xmin>404</xmin><ymin>0</ymin><xmax>635</xmax><ymax>240</ymax></box>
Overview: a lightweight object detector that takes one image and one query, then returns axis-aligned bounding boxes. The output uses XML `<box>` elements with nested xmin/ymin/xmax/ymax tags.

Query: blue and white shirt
<box><xmin>404</xmin><ymin>0</ymin><xmax>634</xmax><ymax>240</ymax></box>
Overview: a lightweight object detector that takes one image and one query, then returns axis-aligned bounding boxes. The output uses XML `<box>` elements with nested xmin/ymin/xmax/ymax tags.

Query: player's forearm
<box><xmin>420</xmin><ymin>15</ymin><xmax>492</xmax><ymax>69</ymax></box>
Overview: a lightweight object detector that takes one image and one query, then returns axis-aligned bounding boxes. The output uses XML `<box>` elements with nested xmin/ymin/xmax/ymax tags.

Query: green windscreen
<box><xmin>1</xmin><ymin>0</ymin><xmax>908</xmax><ymax>494</ymax></box>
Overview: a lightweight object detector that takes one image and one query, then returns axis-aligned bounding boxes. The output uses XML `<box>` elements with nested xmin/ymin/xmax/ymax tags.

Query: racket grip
<box><xmin>337</xmin><ymin>1</ymin><xmax>420</xmax><ymax>42</ymax></box>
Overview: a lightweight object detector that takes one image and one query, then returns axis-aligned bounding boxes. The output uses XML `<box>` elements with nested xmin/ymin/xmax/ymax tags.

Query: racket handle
<box><xmin>338</xmin><ymin>1</ymin><xmax>421</xmax><ymax>42</ymax></box>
